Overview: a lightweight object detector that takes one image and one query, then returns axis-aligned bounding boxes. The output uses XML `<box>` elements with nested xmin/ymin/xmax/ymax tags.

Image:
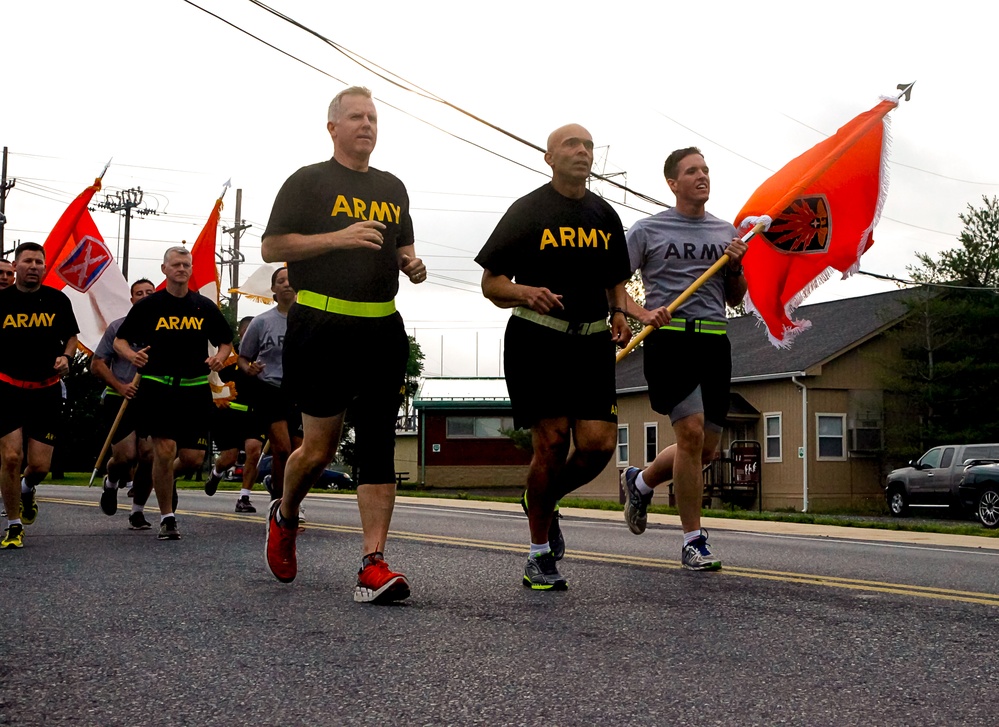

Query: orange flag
<box><xmin>735</xmin><ymin>97</ymin><xmax>897</xmax><ymax>347</ymax></box>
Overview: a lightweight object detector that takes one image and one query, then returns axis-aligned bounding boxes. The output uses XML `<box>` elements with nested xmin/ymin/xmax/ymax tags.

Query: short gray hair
<box><xmin>163</xmin><ymin>246</ymin><xmax>191</xmax><ymax>264</ymax></box>
<box><xmin>328</xmin><ymin>86</ymin><xmax>373</xmax><ymax>124</ymax></box>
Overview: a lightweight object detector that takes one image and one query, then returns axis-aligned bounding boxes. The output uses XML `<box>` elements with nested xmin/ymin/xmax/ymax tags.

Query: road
<box><xmin>2</xmin><ymin>484</ymin><xmax>997</xmax><ymax>726</ymax></box>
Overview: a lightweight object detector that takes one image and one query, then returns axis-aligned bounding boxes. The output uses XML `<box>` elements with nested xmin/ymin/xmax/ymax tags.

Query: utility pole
<box><xmin>1</xmin><ymin>146</ymin><xmax>15</xmax><ymax>256</ymax></box>
<box><xmin>96</xmin><ymin>187</ymin><xmax>156</xmax><ymax>278</ymax></box>
<box><xmin>221</xmin><ymin>188</ymin><xmax>251</xmax><ymax>320</ymax></box>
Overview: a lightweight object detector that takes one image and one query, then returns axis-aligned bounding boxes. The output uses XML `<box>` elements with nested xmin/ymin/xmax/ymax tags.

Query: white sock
<box><xmin>21</xmin><ymin>478</ymin><xmax>30</xmax><ymax>494</ymax></box>
<box><xmin>131</xmin><ymin>503</ymin><xmax>143</xmax><ymax>514</ymax></box>
<box><xmin>7</xmin><ymin>518</ymin><xmax>22</xmax><ymax>527</ymax></box>
<box><xmin>213</xmin><ymin>466</ymin><xmax>225</xmax><ymax>477</ymax></box>
<box><xmin>635</xmin><ymin>472</ymin><xmax>654</xmax><ymax>496</ymax></box>
<box><xmin>529</xmin><ymin>542</ymin><xmax>550</xmax><ymax>557</ymax></box>
<box><xmin>683</xmin><ymin>530</ymin><xmax>702</xmax><ymax>545</ymax></box>
<box><xmin>160</xmin><ymin>513</ymin><xmax>174</xmax><ymax>523</ymax></box>
<box><xmin>240</xmin><ymin>489</ymin><xmax>252</xmax><ymax>498</ymax></box>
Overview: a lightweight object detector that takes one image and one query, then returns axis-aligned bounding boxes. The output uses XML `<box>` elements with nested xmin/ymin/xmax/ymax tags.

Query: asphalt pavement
<box><xmin>2</xmin><ymin>485</ymin><xmax>998</xmax><ymax>727</ymax></box>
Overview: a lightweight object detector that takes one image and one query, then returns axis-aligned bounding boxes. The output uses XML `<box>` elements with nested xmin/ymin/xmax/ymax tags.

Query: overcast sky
<box><xmin>4</xmin><ymin>0</ymin><xmax>997</xmax><ymax>376</ymax></box>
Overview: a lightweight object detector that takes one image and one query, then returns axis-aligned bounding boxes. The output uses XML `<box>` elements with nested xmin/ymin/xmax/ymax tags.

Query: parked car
<box><xmin>884</xmin><ymin>443</ymin><xmax>999</xmax><ymax>516</ymax></box>
<box><xmin>958</xmin><ymin>461</ymin><xmax>999</xmax><ymax>528</ymax></box>
<box><xmin>257</xmin><ymin>455</ymin><xmax>354</xmax><ymax>491</ymax></box>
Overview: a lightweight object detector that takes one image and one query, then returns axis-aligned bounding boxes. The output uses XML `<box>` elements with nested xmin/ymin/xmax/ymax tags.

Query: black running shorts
<box><xmin>211</xmin><ymin>404</ymin><xmax>265</xmax><ymax>452</ymax></box>
<box><xmin>643</xmin><ymin>328</ymin><xmax>731</xmax><ymax>430</ymax></box>
<box><xmin>133</xmin><ymin>379</ymin><xmax>212</xmax><ymax>450</ymax></box>
<box><xmin>503</xmin><ymin>315</ymin><xmax>618</xmax><ymax>431</ymax></box>
<box><xmin>0</xmin><ymin>381</ymin><xmax>62</xmax><ymax>445</ymax></box>
<box><xmin>99</xmin><ymin>392</ymin><xmax>139</xmax><ymax>446</ymax></box>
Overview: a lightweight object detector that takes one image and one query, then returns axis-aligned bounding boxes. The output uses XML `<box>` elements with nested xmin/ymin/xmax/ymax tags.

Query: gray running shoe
<box><xmin>681</xmin><ymin>529</ymin><xmax>721</xmax><ymax>571</ymax></box>
<box><xmin>621</xmin><ymin>467</ymin><xmax>652</xmax><ymax>535</ymax></box>
<box><xmin>128</xmin><ymin>512</ymin><xmax>152</xmax><ymax>530</ymax></box>
<box><xmin>157</xmin><ymin>516</ymin><xmax>181</xmax><ymax>541</ymax></box>
<box><xmin>522</xmin><ymin>551</ymin><xmax>568</xmax><ymax>591</ymax></box>
<box><xmin>520</xmin><ymin>490</ymin><xmax>565</xmax><ymax>561</ymax></box>
<box><xmin>235</xmin><ymin>496</ymin><xmax>256</xmax><ymax>513</ymax></box>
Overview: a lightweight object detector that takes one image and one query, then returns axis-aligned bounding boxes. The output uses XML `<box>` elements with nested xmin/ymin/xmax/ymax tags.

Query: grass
<box><xmin>46</xmin><ymin>473</ymin><xmax>998</xmax><ymax>539</ymax></box>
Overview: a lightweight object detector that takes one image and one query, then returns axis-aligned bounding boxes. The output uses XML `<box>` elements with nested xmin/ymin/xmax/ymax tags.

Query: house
<box><xmin>577</xmin><ymin>288</ymin><xmax>917</xmax><ymax>511</ymax></box>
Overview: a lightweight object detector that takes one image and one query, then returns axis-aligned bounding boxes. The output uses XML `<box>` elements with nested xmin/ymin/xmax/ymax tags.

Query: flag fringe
<box><xmin>846</xmin><ymin>112</ymin><xmax>893</xmax><ymax>279</ymax></box>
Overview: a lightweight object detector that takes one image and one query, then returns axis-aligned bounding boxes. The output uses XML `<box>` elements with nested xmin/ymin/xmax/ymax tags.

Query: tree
<box><xmin>883</xmin><ymin>196</ymin><xmax>999</xmax><ymax>459</ymax></box>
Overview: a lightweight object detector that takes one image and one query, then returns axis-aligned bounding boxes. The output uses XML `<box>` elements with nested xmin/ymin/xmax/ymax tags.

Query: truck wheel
<box><xmin>888</xmin><ymin>486</ymin><xmax>908</xmax><ymax>517</ymax></box>
<box><xmin>976</xmin><ymin>488</ymin><xmax>999</xmax><ymax>529</ymax></box>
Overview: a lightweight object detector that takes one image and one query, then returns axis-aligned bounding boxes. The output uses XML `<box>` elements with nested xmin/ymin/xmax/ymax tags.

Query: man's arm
<box><xmin>480</xmin><ymin>270</ymin><xmax>564</xmax><ymax>313</ymax></box>
<box><xmin>261</xmin><ymin>221</ymin><xmax>387</xmax><ymax>263</ymax></box>
<box><xmin>114</xmin><ymin>338</ymin><xmax>149</xmax><ymax>368</ymax></box>
<box><xmin>723</xmin><ymin>237</ymin><xmax>748</xmax><ymax>307</ymax></box>
<box><xmin>397</xmin><ymin>245</ymin><xmax>426</xmax><ymax>284</ymax></box>
<box><xmin>605</xmin><ymin>281</ymin><xmax>632</xmax><ymax>346</ymax></box>
<box><xmin>90</xmin><ymin>357</ymin><xmax>137</xmax><ymax>398</ymax></box>
<box><xmin>206</xmin><ymin>343</ymin><xmax>233</xmax><ymax>372</ymax></box>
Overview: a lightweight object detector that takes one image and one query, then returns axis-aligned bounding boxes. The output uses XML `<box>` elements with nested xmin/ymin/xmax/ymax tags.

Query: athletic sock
<box><xmin>529</xmin><ymin>542</ymin><xmax>550</xmax><ymax>558</ymax></box>
<box><xmin>683</xmin><ymin>530</ymin><xmax>702</xmax><ymax>545</ymax></box>
<box><xmin>635</xmin><ymin>472</ymin><xmax>654</xmax><ymax>496</ymax></box>
<box><xmin>6</xmin><ymin>518</ymin><xmax>22</xmax><ymax>527</ymax></box>
<box><xmin>240</xmin><ymin>489</ymin><xmax>252</xmax><ymax>498</ymax></box>
<box><xmin>21</xmin><ymin>478</ymin><xmax>30</xmax><ymax>494</ymax></box>
<box><xmin>160</xmin><ymin>513</ymin><xmax>175</xmax><ymax>523</ymax></box>
<box><xmin>131</xmin><ymin>503</ymin><xmax>143</xmax><ymax>514</ymax></box>
<box><xmin>212</xmin><ymin>466</ymin><xmax>224</xmax><ymax>478</ymax></box>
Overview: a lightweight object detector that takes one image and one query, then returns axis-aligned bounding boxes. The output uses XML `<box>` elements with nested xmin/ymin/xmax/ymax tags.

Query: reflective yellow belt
<box><xmin>512</xmin><ymin>306</ymin><xmax>610</xmax><ymax>336</ymax></box>
<box><xmin>228</xmin><ymin>402</ymin><xmax>249</xmax><ymax>412</ymax></box>
<box><xmin>660</xmin><ymin>317</ymin><xmax>728</xmax><ymax>335</ymax></box>
<box><xmin>140</xmin><ymin>375</ymin><xmax>210</xmax><ymax>386</ymax></box>
<box><xmin>297</xmin><ymin>290</ymin><xmax>396</xmax><ymax>318</ymax></box>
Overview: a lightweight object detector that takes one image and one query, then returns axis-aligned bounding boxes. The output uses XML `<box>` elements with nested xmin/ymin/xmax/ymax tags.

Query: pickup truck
<box><xmin>958</xmin><ymin>461</ymin><xmax>999</xmax><ymax>528</ymax></box>
<box><xmin>885</xmin><ymin>443</ymin><xmax>999</xmax><ymax>516</ymax></box>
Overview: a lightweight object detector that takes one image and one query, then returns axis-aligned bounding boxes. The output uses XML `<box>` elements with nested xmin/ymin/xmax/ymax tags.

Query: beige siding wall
<box><xmin>394</xmin><ymin>433</ymin><xmax>419</xmax><ymax>483</ymax></box>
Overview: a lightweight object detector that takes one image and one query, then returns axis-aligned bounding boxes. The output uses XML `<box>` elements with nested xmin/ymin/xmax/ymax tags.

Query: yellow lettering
<box><xmin>155</xmin><ymin>317</ymin><xmax>168</xmax><ymax>331</ymax></box>
<box><xmin>28</xmin><ymin>313</ymin><xmax>45</xmax><ymax>327</ymax></box>
<box><xmin>331</xmin><ymin>195</ymin><xmax>353</xmax><ymax>218</ymax></box>
<box><xmin>539</xmin><ymin>229</ymin><xmax>558</xmax><ymax>250</ymax></box>
<box><xmin>45</xmin><ymin>313</ymin><xmax>56</xmax><ymax>326</ymax></box>
<box><xmin>389</xmin><ymin>203</ymin><xmax>401</xmax><ymax>224</ymax></box>
<box><xmin>559</xmin><ymin>227</ymin><xmax>576</xmax><ymax>247</ymax></box>
<box><xmin>16</xmin><ymin>313</ymin><xmax>28</xmax><ymax>327</ymax></box>
<box><xmin>370</xmin><ymin>201</ymin><xmax>392</xmax><ymax>222</ymax></box>
<box><xmin>168</xmin><ymin>316</ymin><xmax>180</xmax><ymax>329</ymax></box>
<box><xmin>578</xmin><ymin>228</ymin><xmax>597</xmax><ymax>248</ymax></box>
<box><xmin>598</xmin><ymin>230</ymin><xmax>612</xmax><ymax>249</ymax></box>
<box><xmin>2</xmin><ymin>315</ymin><xmax>14</xmax><ymax>328</ymax></box>
<box><xmin>353</xmin><ymin>198</ymin><xmax>367</xmax><ymax>220</ymax></box>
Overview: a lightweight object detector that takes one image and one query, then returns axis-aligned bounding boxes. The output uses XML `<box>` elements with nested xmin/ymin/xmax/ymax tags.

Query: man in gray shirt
<box><xmin>621</xmin><ymin>147</ymin><xmax>747</xmax><ymax>570</ymax></box>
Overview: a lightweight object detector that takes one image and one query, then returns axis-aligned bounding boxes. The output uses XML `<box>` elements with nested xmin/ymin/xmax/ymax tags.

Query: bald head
<box><xmin>547</xmin><ymin>123</ymin><xmax>591</xmax><ymax>153</ymax></box>
<box><xmin>544</xmin><ymin>123</ymin><xmax>595</xmax><ymax>197</ymax></box>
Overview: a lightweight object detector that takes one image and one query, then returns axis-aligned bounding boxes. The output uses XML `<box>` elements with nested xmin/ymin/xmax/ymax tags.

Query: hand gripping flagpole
<box><xmin>615</xmin><ymin>82</ymin><xmax>915</xmax><ymax>363</ymax></box>
<box><xmin>87</xmin><ymin>373</ymin><xmax>142</xmax><ymax>487</ymax></box>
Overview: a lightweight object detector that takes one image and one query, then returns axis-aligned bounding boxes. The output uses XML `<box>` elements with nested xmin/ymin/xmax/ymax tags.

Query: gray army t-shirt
<box><xmin>239</xmin><ymin>306</ymin><xmax>287</xmax><ymax>387</ymax></box>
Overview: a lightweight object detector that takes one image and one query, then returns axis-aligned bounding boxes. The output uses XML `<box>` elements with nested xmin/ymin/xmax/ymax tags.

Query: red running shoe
<box><xmin>354</xmin><ymin>552</ymin><xmax>410</xmax><ymax>603</ymax></box>
<box><xmin>265</xmin><ymin>499</ymin><xmax>298</xmax><ymax>583</ymax></box>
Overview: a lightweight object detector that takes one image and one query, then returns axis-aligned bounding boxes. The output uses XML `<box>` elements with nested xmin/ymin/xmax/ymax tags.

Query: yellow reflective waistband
<box><xmin>104</xmin><ymin>387</ymin><xmax>123</xmax><ymax>397</ymax></box>
<box><xmin>297</xmin><ymin>290</ymin><xmax>396</xmax><ymax>318</ymax></box>
<box><xmin>141</xmin><ymin>375</ymin><xmax>210</xmax><ymax>387</ymax></box>
<box><xmin>228</xmin><ymin>402</ymin><xmax>249</xmax><ymax>412</ymax></box>
<box><xmin>512</xmin><ymin>307</ymin><xmax>610</xmax><ymax>336</ymax></box>
<box><xmin>660</xmin><ymin>317</ymin><xmax>728</xmax><ymax>335</ymax></box>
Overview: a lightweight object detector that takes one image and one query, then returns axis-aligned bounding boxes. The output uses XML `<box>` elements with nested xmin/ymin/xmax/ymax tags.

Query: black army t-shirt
<box><xmin>263</xmin><ymin>157</ymin><xmax>415</xmax><ymax>303</ymax></box>
<box><xmin>0</xmin><ymin>285</ymin><xmax>79</xmax><ymax>382</ymax></box>
<box><xmin>475</xmin><ymin>184</ymin><xmax>630</xmax><ymax>323</ymax></box>
<box><xmin>116</xmin><ymin>289</ymin><xmax>232</xmax><ymax>379</ymax></box>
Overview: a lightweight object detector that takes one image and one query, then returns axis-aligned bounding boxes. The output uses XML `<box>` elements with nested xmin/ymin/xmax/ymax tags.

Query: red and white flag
<box><xmin>735</xmin><ymin>97</ymin><xmax>898</xmax><ymax>347</ymax></box>
<box><xmin>41</xmin><ymin>178</ymin><xmax>132</xmax><ymax>353</ymax></box>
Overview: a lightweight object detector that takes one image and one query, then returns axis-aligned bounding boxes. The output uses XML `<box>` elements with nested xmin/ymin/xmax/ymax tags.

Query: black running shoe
<box><xmin>100</xmin><ymin>476</ymin><xmax>118</xmax><ymax>516</ymax></box>
<box><xmin>519</xmin><ymin>490</ymin><xmax>565</xmax><ymax>561</ymax></box>
<box><xmin>128</xmin><ymin>512</ymin><xmax>152</xmax><ymax>530</ymax></box>
<box><xmin>522</xmin><ymin>551</ymin><xmax>568</xmax><ymax>591</ymax></box>
<box><xmin>235</xmin><ymin>496</ymin><xmax>256</xmax><ymax>513</ymax></box>
<box><xmin>204</xmin><ymin>468</ymin><xmax>222</xmax><ymax>497</ymax></box>
<box><xmin>21</xmin><ymin>487</ymin><xmax>38</xmax><ymax>525</ymax></box>
<box><xmin>157</xmin><ymin>516</ymin><xmax>181</xmax><ymax>540</ymax></box>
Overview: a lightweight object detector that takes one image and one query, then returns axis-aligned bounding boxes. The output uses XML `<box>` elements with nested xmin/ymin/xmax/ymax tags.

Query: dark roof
<box><xmin>617</xmin><ymin>287</ymin><xmax>918</xmax><ymax>390</ymax></box>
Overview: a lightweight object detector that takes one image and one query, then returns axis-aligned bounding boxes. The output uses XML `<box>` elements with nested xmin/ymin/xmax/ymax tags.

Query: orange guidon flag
<box><xmin>735</xmin><ymin>97</ymin><xmax>897</xmax><ymax>348</ymax></box>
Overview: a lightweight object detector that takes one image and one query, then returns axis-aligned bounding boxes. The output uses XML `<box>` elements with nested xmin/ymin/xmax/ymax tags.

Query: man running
<box><xmin>236</xmin><ymin>267</ymin><xmax>300</xmax><ymax>505</ymax></box>
<box><xmin>92</xmin><ymin>278</ymin><xmax>156</xmax><ymax>525</ymax></box>
<box><xmin>0</xmin><ymin>260</ymin><xmax>14</xmax><ymax>290</ymax></box>
<box><xmin>262</xmin><ymin>86</ymin><xmax>425</xmax><ymax>603</ymax></box>
<box><xmin>114</xmin><ymin>246</ymin><xmax>232</xmax><ymax>540</ymax></box>
<box><xmin>476</xmin><ymin>123</ymin><xmax>632</xmax><ymax>590</ymax></box>
<box><xmin>620</xmin><ymin>146</ymin><xmax>747</xmax><ymax>570</ymax></box>
<box><xmin>0</xmin><ymin>242</ymin><xmax>80</xmax><ymax>549</ymax></box>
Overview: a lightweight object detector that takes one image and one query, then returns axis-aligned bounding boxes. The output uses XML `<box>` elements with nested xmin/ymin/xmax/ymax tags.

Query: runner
<box><xmin>0</xmin><ymin>259</ymin><xmax>14</xmax><ymax>290</ymax></box>
<box><xmin>0</xmin><ymin>242</ymin><xmax>80</xmax><ymax>549</ymax></box>
<box><xmin>620</xmin><ymin>146</ymin><xmax>747</xmax><ymax>570</ymax></box>
<box><xmin>235</xmin><ymin>267</ymin><xmax>300</xmax><ymax>507</ymax></box>
<box><xmin>475</xmin><ymin>123</ymin><xmax>632</xmax><ymax>590</ymax></box>
<box><xmin>114</xmin><ymin>246</ymin><xmax>232</xmax><ymax>540</ymax></box>
<box><xmin>261</xmin><ymin>86</ymin><xmax>425</xmax><ymax>602</ymax></box>
<box><xmin>91</xmin><ymin>278</ymin><xmax>156</xmax><ymax>524</ymax></box>
<box><xmin>203</xmin><ymin>316</ymin><xmax>266</xmax><ymax>513</ymax></box>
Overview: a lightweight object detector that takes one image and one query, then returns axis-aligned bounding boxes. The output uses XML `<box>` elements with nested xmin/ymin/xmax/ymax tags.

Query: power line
<box><xmin>857</xmin><ymin>269</ymin><xmax>999</xmax><ymax>292</ymax></box>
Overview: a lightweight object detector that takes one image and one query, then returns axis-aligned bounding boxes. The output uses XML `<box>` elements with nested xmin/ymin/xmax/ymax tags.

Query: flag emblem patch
<box><xmin>761</xmin><ymin>194</ymin><xmax>830</xmax><ymax>254</ymax></box>
<box><xmin>56</xmin><ymin>235</ymin><xmax>113</xmax><ymax>292</ymax></box>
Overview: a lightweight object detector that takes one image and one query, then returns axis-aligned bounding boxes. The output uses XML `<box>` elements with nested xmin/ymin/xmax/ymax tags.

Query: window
<box><xmin>764</xmin><ymin>413</ymin><xmax>782</xmax><ymax>462</ymax></box>
<box><xmin>445</xmin><ymin>416</ymin><xmax>514</xmax><ymax>438</ymax></box>
<box><xmin>940</xmin><ymin>447</ymin><xmax>955</xmax><ymax>469</ymax></box>
<box><xmin>816</xmin><ymin>414</ymin><xmax>846</xmax><ymax>460</ymax></box>
<box><xmin>644</xmin><ymin>423</ymin><xmax>658</xmax><ymax>465</ymax></box>
<box><xmin>918</xmin><ymin>447</ymin><xmax>943</xmax><ymax>468</ymax></box>
<box><xmin>617</xmin><ymin>425</ymin><xmax>629</xmax><ymax>466</ymax></box>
